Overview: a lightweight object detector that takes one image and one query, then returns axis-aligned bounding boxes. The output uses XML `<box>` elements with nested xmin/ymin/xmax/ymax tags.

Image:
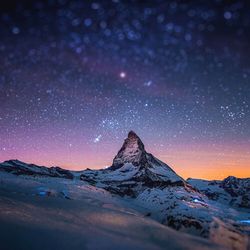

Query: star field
<box><xmin>0</xmin><ymin>0</ymin><xmax>250</xmax><ymax>179</ymax></box>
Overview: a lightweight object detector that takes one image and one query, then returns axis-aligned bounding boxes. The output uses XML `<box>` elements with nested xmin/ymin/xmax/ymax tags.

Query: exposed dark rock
<box><xmin>0</xmin><ymin>160</ymin><xmax>74</xmax><ymax>179</ymax></box>
<box><xmin>110</xmin><ymin>130</ymin><xmax>148</xmax><ymax>170</ymax></box>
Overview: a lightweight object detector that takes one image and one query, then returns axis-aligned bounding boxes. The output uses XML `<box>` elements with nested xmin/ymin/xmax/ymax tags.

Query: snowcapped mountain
<box><xmin>80</xmin><ymin>131</ymin><xmax>185</xmax><ymax>196</ymax></box>
<box><xmin>188</xmin><ymin>176</ymin><xmax>250</xmax><ymax>209</ymax></box>
<box><xmin>0</xmin><ymin>131</ymin><xmax>249</xmax><ymax>250</ymax></box>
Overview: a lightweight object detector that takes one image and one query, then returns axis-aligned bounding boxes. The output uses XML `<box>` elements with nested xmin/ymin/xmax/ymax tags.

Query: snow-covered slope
<box><xmin>0</xmin><ymin>172</ymin><xmax>222</xmax><ymax>250</ymax></box>
<box><xmin>188</xmin><ymin>176</ymin><xmax>250</xmax><ymax>208</ymax></box>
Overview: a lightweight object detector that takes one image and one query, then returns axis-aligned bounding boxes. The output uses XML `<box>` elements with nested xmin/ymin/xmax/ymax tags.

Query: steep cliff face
<box><xmin>110</xmin><ymin>131</ymin><xmax>148</xmax><ymax>170</ymax></box>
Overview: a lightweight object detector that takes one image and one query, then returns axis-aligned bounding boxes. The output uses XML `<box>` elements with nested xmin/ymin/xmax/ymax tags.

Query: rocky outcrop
<box><xmin>188</xmin><ymin>176</ymin><xmax>250</xmax><ymax>209</ymax></box>
<box><xmin>0</xmin><ymin>159</ymin><xmax>74</xmax><ymax>179</ymax></box>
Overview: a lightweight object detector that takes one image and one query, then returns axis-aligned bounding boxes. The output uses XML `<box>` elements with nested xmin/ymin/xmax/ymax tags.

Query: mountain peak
<box><xmin>128</xmin><ymin>130</ymin><xmax>139</xmax><ymax>139</ymax></box>
<box><xmin>110</xmin><ymin>131</ymin><xmax>146</xmax><ymax>170</ymax></box>
<box><xmin>93</xmin><ymin>131</ymin><xmax>184</xmax><ymax>189</ymax></box>
<box><xmin>126</xmin><ymin>131</ymin><xmax>145</xmax><ymax>151</ymax></box>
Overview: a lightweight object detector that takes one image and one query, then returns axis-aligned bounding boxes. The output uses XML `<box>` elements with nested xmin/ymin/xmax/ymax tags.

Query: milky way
<box><xmin>0</xmin><ymin>1</ymin><xmax>250</xmax><ymax>179</ymax></box>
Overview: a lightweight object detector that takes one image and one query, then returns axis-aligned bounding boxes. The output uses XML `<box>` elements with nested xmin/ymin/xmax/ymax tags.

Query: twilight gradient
<box><xmin>0</xmin><ymin>1</ymin><xmax>250</xmax><ymax>179</ymax></box>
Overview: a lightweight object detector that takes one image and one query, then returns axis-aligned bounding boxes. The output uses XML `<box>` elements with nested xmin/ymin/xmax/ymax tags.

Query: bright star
<box><xmin>119</xmin><ymin>72</ymin><xmax>126</xmax><ymax>78</ymax></box>
<box><xmin>94</xmin><ymin>135</ymin><xmax>102</xmax><ymax>143</ymax></box>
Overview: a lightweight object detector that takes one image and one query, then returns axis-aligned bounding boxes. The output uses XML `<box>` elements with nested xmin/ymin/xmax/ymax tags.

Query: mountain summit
<box><xmin>110</xmin><ymin>131</ymin><xmax>181</xmax><ymax>181</ymax></box>
<box><xmin>111</xmin><ymin>131</ymin><xmax>147</xmax><ymax>170</ymax></box>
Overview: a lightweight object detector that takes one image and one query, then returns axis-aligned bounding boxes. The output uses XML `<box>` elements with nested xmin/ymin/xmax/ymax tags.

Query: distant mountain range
<box><xmin>0</xmin><ymin>131</ymin><xmax>249</xmax><ymax>250</ymax></box>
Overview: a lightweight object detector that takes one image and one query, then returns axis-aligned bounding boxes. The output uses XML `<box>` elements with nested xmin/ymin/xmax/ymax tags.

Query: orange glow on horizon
<box><xmin>157</xmin><ymin>145</ymin><xmax>250</xmax><ymax>180</ymax></box>
<box><xmin>1</xmin><ymin>139</ymin><xmax>249</xmax><ymax>181</ymax></box>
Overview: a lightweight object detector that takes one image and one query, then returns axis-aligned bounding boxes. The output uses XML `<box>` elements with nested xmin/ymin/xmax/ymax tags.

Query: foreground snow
<box><xmin>0</xmin><ymin>172</ymin><xmax>221</xmax><ymax>250</ymax></box>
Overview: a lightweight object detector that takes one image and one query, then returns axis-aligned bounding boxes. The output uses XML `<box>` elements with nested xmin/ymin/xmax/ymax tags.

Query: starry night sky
<box><xmin>0</xmin><ymin>0</ymin><xmax>250</xmax><ymax>179</ymax></box>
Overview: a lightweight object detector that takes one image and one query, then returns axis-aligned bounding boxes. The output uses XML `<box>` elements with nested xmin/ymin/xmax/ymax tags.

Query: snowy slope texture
<box><xmin>0</xmin><ymin>171</ymin><xmax>223</xmax><ymax>250</ymax></box>
<box><xmin>188</xmin><ymin>176</ymin><xmax>250</xmax><ymax>208</ymax></box>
